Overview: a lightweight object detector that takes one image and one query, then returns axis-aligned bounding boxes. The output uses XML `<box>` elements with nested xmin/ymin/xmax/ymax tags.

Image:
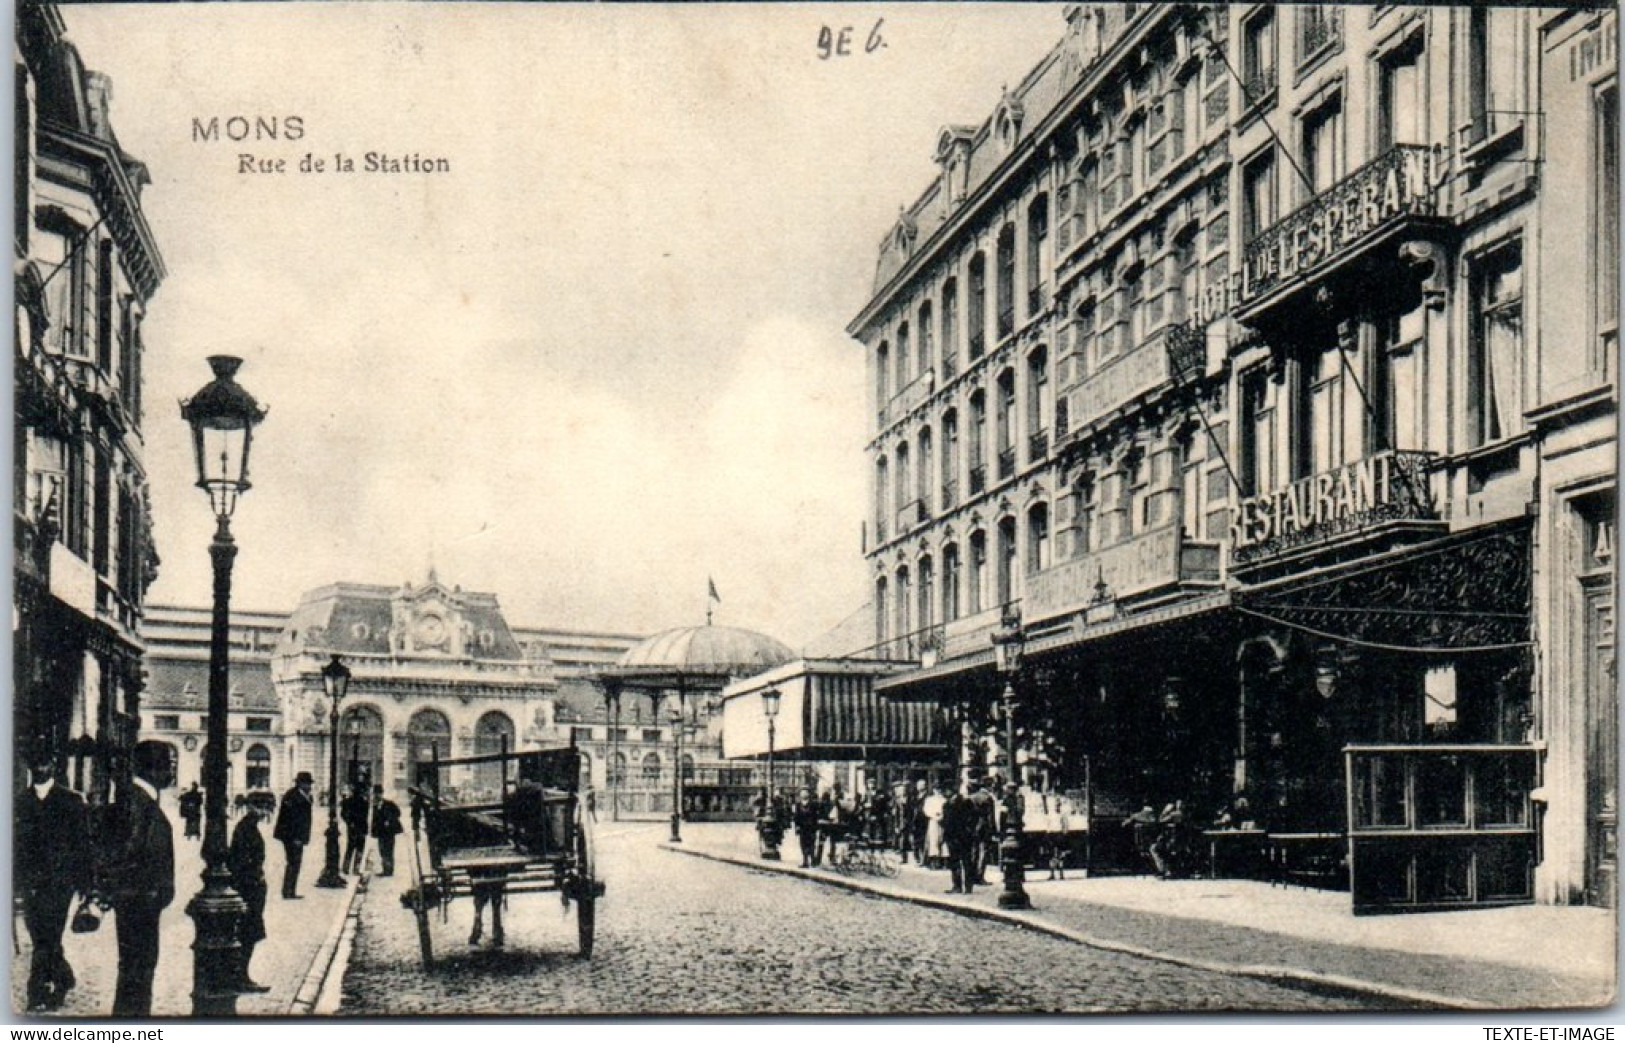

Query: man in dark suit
<box><xmin>100</xmin><ymin>741</ymin><xmax>176</xmax><ymax>1018</ymax></box>
<box><xmin>369</xmin><ymin>786</ymin><xmax>403</xmax><ymax>877</ymax></box>
<box><xmin>940</xmin><ymin>785</ymin><xmax>978</xmax><ymax>895</ymax></box>
<box><xmin>340</xmin><ymin>783</ymin><xmax>369</xmax><ymax>875</ymax></box>
<box><xmin>227</xmin><ymin>794</ymin><xmax>272</xmax><ymax>993</ymax></box>
<box><xmin>967</xmin><ymin>778</ymin><xmax>997</xmax><ymax>885</ymax></box>
<box><xmin>273</xmin><ymin>772</ymin><xmax>315</xmax><ymax>899</ymax></box>
<box><xmin>15</xmin><ymin>750</ymin><xmax>92</xmax><ymax>1011</ymax></box>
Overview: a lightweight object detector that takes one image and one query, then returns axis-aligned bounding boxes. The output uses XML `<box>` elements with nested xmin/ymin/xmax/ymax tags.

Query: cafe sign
<box><xmin>1231</xmin><ymin>450</ymin><xmax>1435</xmax><ymax>564</ymax></box>
<box><xmin>1242</xmin><ymin>145</ymin><xmax>1448</xmax><ymax>305</ymax></box>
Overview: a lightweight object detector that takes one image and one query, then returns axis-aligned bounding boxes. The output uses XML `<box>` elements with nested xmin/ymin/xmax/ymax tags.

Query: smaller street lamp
<box><xmin>990</xmin><ymin>608</ymin><xmax>1032</xmax><ymax>911</ymax></box>
<box><xmin>315</xmin><ymin>655</ymin><xmax>351</xmax><ymax>889</ymax></box>
<box><xmin>758</xmin><ymin>688</ymin><xmax>783</xmax><ymax>861</ymax></box>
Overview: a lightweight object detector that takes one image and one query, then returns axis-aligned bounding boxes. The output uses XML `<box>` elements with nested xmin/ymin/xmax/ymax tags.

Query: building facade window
<box><xmin>1306</xmin><ymin>344</ymin><xmax>1347</xmax><ymax>475</ymax></box>
<box><xmin>996</xmin><ymin>224</ymin><xmax>1016</xmax><ymax>339</ymax></box>
<box><xmin>942</xmin><ymin>409</ymin><xmax>959</xmax><ymax>507</ymax></box>
<box><xmin>1072</xmin><ymin>475</ymin><xmax>1096</xmax><ymax>557</ymax></box>
<box><xmin>245</xmin><ymin>716</ymin><xmax>273</xmax><ymax>733</ymax></box>
<box><xmin>941</xmin><ymin>278</ymin><xmax>959</xmax><ymax>371</ymax></box>
<box><xmin>968</xmin><ymin>253</ymin><xmax>987</xmax><ymax>358</ymax></box>
<box><xmin>246</xmin><ymin>744</ymin><xmax>271</xmax><ymax>790</ymax></box>
<box><xmin>996</xmin><ymin>369</ymin><xmax>1016</xmax><ymax>478</ymax></box>
<box><xmin>1027</xmin><ymin>347</ymin><xmax>1050</xmax><ymax>443</ymax></box>
<box><xmin>152</xmin><ymin>714</ymin><xmax>180</xmax><ymax>731</ymax></box>
<box><xmin>1242</xmin><ymin>7</ymin><xmax>1277</xmax><ymax>106</ymax></box>
<box><xmin>918</xmin><ymin>554</ymin><xmax>935</xmax><ymax>632</ymax></box>
<box><xmin>895</xmin><ymin>566</ymin><xmax>912</xmax><ymax>648</ymax></box>
<box><xmin>942</xmin><ymin>542</ymin><xmax>961</xmax><ymax>623</ymax></box>
<box><xmin>1027</xmin><ymin>502</ymin><xmax>1050</xmax><ymax>573</ymax></box>
<box><xmin>918</xmin><ymin>300</ymin><xmax>934</xmax><ymax>375</ymax></box>
<box><xmin>875</xmin><ymin>341</ymin><xmax>889</xmax><ymax>410</ymax></box>
<box><xmin>1468</xmin><ymin>242</ymin><xmax>1524</xmax><ymax>447</ymax></box>
<box><xmin>969</xmin><ymin>531</ymin><xmax>987</xmax><ymax>615</ymax></box>
<box><xmin>1596</xmin><ymin>84</ymin><xmax>1619</xmax><ymax>374</ymax></box>
<box><xmin>1242</xmin><ymin>148</ymin><xmax>1277</xmax><ymax>242</ymax></box>
<box><xmin>1467</xmin><ymin>6</ymin><xmax>1525</xmax><ymax>145</ymax></box>
<box><xmin>996</xmin><ymin>516</ymin><xmax>1018</xmax><ymax>605</ymax></box>
<box><xmin>642</xmin><ymin>752</ymin><xmax>661</xmax><ymax>783</ymax></box>
<box><xmin>1374</xmin><ymin>301</ymin><xmax>1426</xmax><ymax>452</ymax></box>
<box><xmin>875</xmin><ymin>575</ymin><xmax>889</xmax><ymax>647</ymax></box>
<box><xmin>1377</xmin><ymin>39</ymin><xmax>1424</xmax><ymax>149</ymax></box>
<box><xmin>1301</xmin><ymin>97</ymin><xmax>1345</xmax><ymax>199</ymax></box>
<box><xmin>896</xmin><ymin>442</ymin><xmax>911</xmax><ymax>516</ymax></box>
<box><xmin>917</xmin><ymin>427</ymin><xmax>933</xmax><ymax>511</ymax></box>
<box><xmin>1026</xmin><ymin>194</ymin><xmax>1049</xmax><ymax>316</ymax></box>
<box><xmin>95</xmin><ymin>240</ymin><xmax>114</xmax><ymax>373</ymax></box>
<box><xmin>1297</xmin><ymin>5</ymin><xmax>1341</xmax><ymax>68</ymax></box>
<box><xmin>969</xmin><ymin>390</ymin><xmax>987</xmax><ymax>490</ymax></box>
<box><xmin>875</xmin><ymin>457</ymin><xmax>888</xmax><ymax>537</ymax></box>
<box><xmin>1239</xmin><ymin>366</ymin><xmax>1278</xmax><ymax>495</ymax></box>
<box><xmin>897</xmin><ymin>322</ymin><xmax>911</xmax><ymax>388</ymax></box>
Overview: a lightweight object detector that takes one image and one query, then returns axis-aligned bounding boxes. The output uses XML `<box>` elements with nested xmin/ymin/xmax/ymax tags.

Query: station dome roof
<box><xmin>604</xmin><ymin>624</ymin><xmax>794</xmax><ymax>688</ymax></box>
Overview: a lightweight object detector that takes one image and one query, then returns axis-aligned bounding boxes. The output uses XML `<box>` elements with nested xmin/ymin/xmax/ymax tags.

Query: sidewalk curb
<box><xmin>660</xmin><ymin>842</ymin><xmax>1485</xmax><ymax>1012</ymax></box>
<box><xmin>288</xmin><ymin>876</ymin><xmax>367</xmax><ymax>1016</ymax></box>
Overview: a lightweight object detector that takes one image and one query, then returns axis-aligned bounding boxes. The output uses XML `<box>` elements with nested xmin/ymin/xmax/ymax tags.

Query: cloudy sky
<box><xmin>60</xmin><ymin>3</ymin><xmax>1064</xmax><ymax>650</ymax></box>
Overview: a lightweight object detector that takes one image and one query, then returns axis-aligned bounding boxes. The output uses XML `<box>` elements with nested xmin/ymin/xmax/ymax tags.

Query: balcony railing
<box><xmin>1296</xmin><ymin>7</ymin><xmax>1343</xmax><ymax>67</ymax></box>
<box><xmin>941</xmin><ymin>352</ymin><xmax>958</xmax><ymax>380</ymax></box>
<box><xmin>969</xmin><ymin>328</ymin><xmax>986</xmax><ymax>360</ymax></box>
<box><xmin>1028</xmin><ymin>430</ymin><xmax>1050</xmax><ymax>463</ymax></box>
<box><xmin>897</xmin><ymin>500</ymin><xmax>925</xmax><ymax>534</ymax></box>
<box><xmin>1024</xmin><ymin>524</ymin><xmax>1220</xmax><ymax>624</ymax></box>
<box><xmin>997</xmin><ymin>448</ymin><xmax>1016</xmax><ymax>481</ymax></box>
<box><xmin>1241</xmin><ymin>144</ymin><xmax>1447</xmax><ymax>307</ymax></box>
<box><xmin>941</xmin><ymin>480</ymin><xmax>958</xmax><ymax>510</ymax></box>
<box><xmin>1026</xmin><ymin>285</ymin><xmax>1045</xmax><ymax>317</ymax></box>
<box><xmin>875</xmin><ymin>520</ymin><xmax>888</xmax><ymax>545</ymax></box>
<box><xmin>997</xmin><ymin>305</ymin><xmax>1015</xmax><ymax>340</ymax></box>
<box><xmin>969</xmin><ymin>465</ymin><xmax>987</xmax><ymax>496</ymax></box>
<box><xmin>1242</xmin><ymin>66</ymin><xmax>1275</xmax><ymax>109</ymax></box>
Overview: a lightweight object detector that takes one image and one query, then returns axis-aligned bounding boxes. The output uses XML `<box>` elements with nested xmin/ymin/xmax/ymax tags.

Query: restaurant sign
<box><xmin>1231</xmin><ymin>450</ymin><xmax>1435</xmax><ymax>564</ymax></box>
<box><xmin>1242</xmin><ymin>145</ymin><xmax>1448</xmax><ymax>305</ymax></box>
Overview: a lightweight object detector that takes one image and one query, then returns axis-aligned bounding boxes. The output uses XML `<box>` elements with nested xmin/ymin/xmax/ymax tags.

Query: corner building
<box><xmin>854</xmin><ymin>4</ymin><xmax>1615</xmax><ymax>912</ymax></box>
<box><xmin>14</xmin><ymin>3</ymin><xmax>164</xmax><ymax>797</ymax></box>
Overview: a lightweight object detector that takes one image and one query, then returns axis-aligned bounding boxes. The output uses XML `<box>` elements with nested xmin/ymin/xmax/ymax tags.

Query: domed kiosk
<box><xmin>596</xmin><ymin>624</ymin><xmax>794</xmax><ymax>832</ymax></box>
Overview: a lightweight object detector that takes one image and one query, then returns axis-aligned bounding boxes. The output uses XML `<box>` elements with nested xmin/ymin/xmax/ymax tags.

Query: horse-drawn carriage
<box><xmin>403</xmin><ymin>743</ymin><xmax>604</xmax><ymax>968</ymax></box>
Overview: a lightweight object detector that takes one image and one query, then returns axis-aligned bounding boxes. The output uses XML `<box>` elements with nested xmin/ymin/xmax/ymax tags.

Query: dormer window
<box><xmin>994</xmin><ymin>91</ymin><xmax>1026</xmax><ymax>152</ymax></box>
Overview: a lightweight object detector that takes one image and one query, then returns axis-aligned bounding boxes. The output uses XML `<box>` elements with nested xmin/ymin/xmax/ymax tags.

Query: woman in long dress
<box><xmin>922</xmin><ymin>783</ymin><xmax>947</xmax><ymax>869</ymax></box>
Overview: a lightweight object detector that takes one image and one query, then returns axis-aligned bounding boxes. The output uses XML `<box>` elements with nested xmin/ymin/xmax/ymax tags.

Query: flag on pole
<box><xmin>708</xmin><ymin>577</ymin><xmax>721</xmax><ymax>603</ymax></box>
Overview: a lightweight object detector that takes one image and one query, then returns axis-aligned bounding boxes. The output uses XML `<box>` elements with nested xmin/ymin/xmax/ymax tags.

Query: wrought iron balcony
<box><xmin>1296</xmin><ymin>8</ymin><xmax>1342</xmax><ymax>66</ymax></box>
<box><xmin>1028</xmin><ymin>430</ymin><xmax>1050</xmax><ymax>463</ymax></box>
<box><xmin>897</xmin><ymin>500</ymin><xmax>924</xmax><ymax>535</ymax></box>
<box><xmin>941</xmin><ymin>352</ymin><xmax>958</xmax><ymax>379</ymax></box>
<box><xmin>1240</xmin><ymin>144</ymin><xmax>1447</xmax><ymax>309</ymax></box>
<box><xmin>969</xmin><ymin>329</ymin><xmax>986</xmax><ymax>360</ymax></box>
<box><xmin>969</xmin><ymin>465</ymin><xmax>987</xmax><ymax>496</ymax></box>
<box><xmin>1242</xmin><ymin>67</ymin><xmax>1275</xmax><ymax>109</ymax></box>
<box><xmin>997</xmin><ymin>305</ymin><xmax>1014</xmax><ymax>340</ymax></box>
<box><xmin>875</xmin><ymin>520</ymin><xmax>888</xmax><ymax>545</ymax></box>
<box><xmin>997</xmin><ymin>448</ymin><xmax>1016</xmax><ymax>481</ymax></box>
<box><xmin>941</xmin><ymin>480</ymin><xmax>958</xmax><ymax>510</ymax></box>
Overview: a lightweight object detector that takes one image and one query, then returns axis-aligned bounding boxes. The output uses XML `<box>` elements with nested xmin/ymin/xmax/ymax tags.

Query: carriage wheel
<box><xmin>413</xmin><ymin>891</ymin><xmax>435</xmax><ymax>969</ymax></box>
<box><xmin>577</xmin><ymin>892</ymin><xmax>596</xmax><ymax>958</ymax></box>
<box><xmin>574</xmin><ymin>805</ymin><xmax>598</xmax><ymax>959</ymax></box>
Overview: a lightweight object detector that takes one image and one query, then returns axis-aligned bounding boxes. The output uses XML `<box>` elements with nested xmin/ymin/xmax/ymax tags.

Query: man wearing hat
<box><xmin>370</xmin><ymin>785</ymin><xmax>403</xmax><ymax>877</ymax></box>
<box><xmin>100</xmin><ymin>741</ymin><xmax>175</xmax><ymax>1018</ymax></box>
<box><xmin>273</xmin><ymin>772</ymin><xmax>315</xmax><ymax>899</ymax></box>
<box><xmin>15</xmin><ymin>749</ymin><xmax>91</xmax><ymax>1011</ymax></box>
<box><xmin>228</xmin><ymin>794</ymin><xmax>274</xmax><ymax>993</ymax></box>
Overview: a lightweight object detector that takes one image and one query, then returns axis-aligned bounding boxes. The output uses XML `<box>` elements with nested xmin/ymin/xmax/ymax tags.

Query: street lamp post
<box><xmin>667</xmin><ymin>699</ymin><xmax>684</xmax><ymax>843</ymax></box>
<box><xmin>991</xmin><ymin>608</ymin><xmax>1032</xmax><ymax>911</ymax></box>
<box><xmin>180</xmin><ymin>355</ymin><xmax>267</xmax><ymax>1016</ymax></box>
<box><xmin>315</xmin><ymin>655</ymin><xmax>351</xmax><ymax>889</ymax></box>
<box><xmin>758</xmin><ymin>687</ymin><xmax>782</xmax><ymax>861</ymax></box>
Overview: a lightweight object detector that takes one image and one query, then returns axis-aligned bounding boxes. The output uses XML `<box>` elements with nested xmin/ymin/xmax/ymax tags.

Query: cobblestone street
<box><xmin>340</xmin><ymin>823</ymin><xmax>1384</xmax><ymax>1015</ymax></box>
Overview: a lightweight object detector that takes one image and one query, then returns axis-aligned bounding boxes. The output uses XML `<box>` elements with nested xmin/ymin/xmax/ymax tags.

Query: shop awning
<box><xmin>720</xmin><ymin>659</ymin><xmax>945</xmax><ymax>760</ymax></box>
<box><xmin>874</xmin><ymin>590</ymin><xmax>1235</xmax><ymax>702</ymax></box>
